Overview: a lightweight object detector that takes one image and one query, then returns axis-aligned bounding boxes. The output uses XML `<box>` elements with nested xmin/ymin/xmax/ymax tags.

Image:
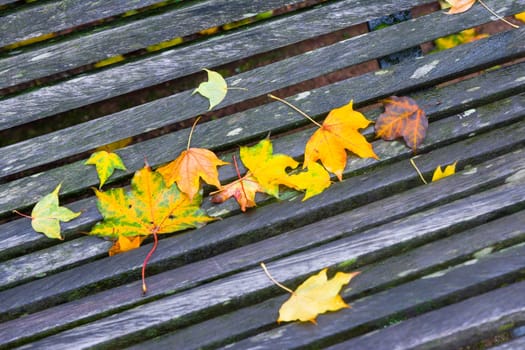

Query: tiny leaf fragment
<box><xmin>432</xmin><ymin>161</ymin><xmax>457</xmax><ymax>182</ymax></box>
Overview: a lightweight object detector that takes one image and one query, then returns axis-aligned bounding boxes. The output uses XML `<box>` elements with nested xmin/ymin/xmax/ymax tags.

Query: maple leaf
<box><xmin>108</xmin><ymin>235</ymin><xmax>146</xmax><ymax>256</ymax></box>
<box><xmin>85</xmin><ymin>150</ymin><xmax>127</xmax><ymax>188</ymax></box>
<box><xmin>158</xmin><ymin>148</ymin><xmax>228</xmax><ymax>200</ymax></box>
<box><xmin>240</xmin><ymin>139</ymin><xmax>299</xmax><ymax>198</ymax></box>
<box><xmin>90</xmin><ymin>164</ymin><xmax>213</xmax><ymax>238</ymax></box>
<box><xmin>193</xmin><ymin>68</ymin><xmax>228</xmax><ymax>110</ymax></box>
<box><xmin>375</xmin><ymin>96</ymin><xmax>428</xmax><ymax>153</ymax></box>
<box><xmin>444</xmin><ymin>0</ymin><xmax>476</xmax><ymax>14</ymax></box>
<box><xmin>158</xmin><ymin>117</ymin><xmax>228</xmax><ymax>200</ymax></box>
<box><xmin>285</xmin><ymin>162</ymin><xmax>331</xmax><ymax>201</ymax></box>
<box><xmin>15</xmin><ymin>184</ymin><xmax>81</xmax><ymax>240</ymax></box>
<box><xmin>516</xmin><ymin>12</ymin><xmax>525</xmax><ymax>23</ymax></box>
<box><xmin>261</xmin><ymin>263</ymin><xmax>360</xmax><ymax>324</ymax></box>
<box><xmin>304</xmin><ymin>100</ymin><xmax>378</xmax><ymax>181</ymax></box>
<box><xmin>432</xmin><ymin>161</ymin><xmax>457</xmax><ymax>182</ymax></box>
<box><xmin>210</xmin><ymin>173</ymin><xmax>264</xmax><ymax>211</ymax></box>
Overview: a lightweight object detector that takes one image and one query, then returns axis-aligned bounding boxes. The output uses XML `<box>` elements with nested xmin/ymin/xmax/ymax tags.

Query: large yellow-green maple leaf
<box><xmin>90</xmin><ymin>165</ymin><xmax>213</xmax><ymax>238</ymax></box>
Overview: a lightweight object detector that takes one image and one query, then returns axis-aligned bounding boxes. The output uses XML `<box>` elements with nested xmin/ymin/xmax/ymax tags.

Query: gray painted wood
<box><xmin>129</xmin><ymin>213</ymin><xmax>525</xmax><ymax>349</ymax></box>
<box><xmin>325</xmin><ymin>282</ymin><xmax>525</xmax><ymax>350</ymax></box>
<box><xmin>0</xmin><ymin>0</ymin><xmax>443</xmax><ymax>128</ymax></box>
<box><xmin>0</xmin><ymin>0</ymin><xmax>168</xmax><ymax>47</ymax></box>
<box><xmin>1</xmin><ymin>26</ymin><xmax>524</xmax><ymax>179</ymax></box>
<box><xmin>11</xmin><ymin>191</ymin><xmax>525</xmax><ymax>349</ymax></box>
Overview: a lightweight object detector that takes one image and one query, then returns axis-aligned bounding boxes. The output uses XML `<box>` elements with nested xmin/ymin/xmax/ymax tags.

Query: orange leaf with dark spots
<box><xmin>375</xmin><ymin>96</ymin><xmax>428</xmax><ymax>152</ymax></box>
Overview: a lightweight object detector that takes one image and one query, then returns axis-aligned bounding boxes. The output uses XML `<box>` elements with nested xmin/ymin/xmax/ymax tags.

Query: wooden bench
<box><xmin>1</xmin><ymin>0</ymin><xmax>524</xmax><ymax>348</ymax></box>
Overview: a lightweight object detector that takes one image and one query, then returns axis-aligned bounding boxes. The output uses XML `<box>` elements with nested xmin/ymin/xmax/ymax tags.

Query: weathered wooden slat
<box><xmin>220</xmin><ymin>245</ymin><xmax>525</xmax><ymax>350</ymax></box>
<box><xmin>1</xmin><ymin>53</ymin><xmax>523</xmax><ymax>216</ymax></box>
<box><xmin>325</xmin><ymin>282</ymin><xmax>525</xmax><ymax>350</ymax></box>
<box><xmin>0</xmin><ymin>0</ymin><xmax>306</xmax><ymax>89</ymax></box>
<box><xmin>0</xmin><ymin>0</ymin><xmax>167</xmax><ymax>47</ymax></box>
<box><xmin>1</xmin><ymin>26</ymin><xmax>523</xmax><ymax>180</ymax></box>
<box><xmin>0</xmin><ymin>0</ymin><xmax>441</xmax><ymax>127</ymax></box>
<box><xmin>0</xmin><ymin>136</ymin><xmax>522</xmax><ymax>300</ymax></box>
<box><xmin>130</xmin><ymin>214</ymin><xmax>525</xmax><ymax>349</ymax></box>
<box><xmin>3</xmin><ymin>169</ymin><xmax>524</xmax><ymax>347</ymax></box>
<box><xmin>0</xmin><ymin>87</ymin><xmax>523</xmax><ymax>266</ymax></box>
<box><xmin>0</xmin><ymin>80</ymin><xmax>523</xmax><ymax>262</ymax></box>
<box><xmin>9</xmin><ymin>184</ymin><xmax>525</xmax><ymax>349</ymax></box>
<box><xmin>490</xmin><ymin>336</ymin><xmax>525</xmax><ymax>350</ymax></box>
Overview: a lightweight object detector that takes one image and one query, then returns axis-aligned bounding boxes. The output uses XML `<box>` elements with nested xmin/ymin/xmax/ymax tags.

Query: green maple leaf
<box><xmin>28</xmin><ymin>184</ymin><xmax>81</xmax><ymax>240</ymax></box>
<box><xmin>85</xmin><ymin>150</ymin><xmax>127</xmax><ymax>188</ymax></box>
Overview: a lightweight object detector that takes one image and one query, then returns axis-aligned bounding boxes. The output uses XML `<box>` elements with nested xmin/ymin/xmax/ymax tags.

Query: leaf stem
<box><xmin>187</xmin><ymin>116</ymin><xmax>202</xmax><ymax>150</ymax></box>
<box><xmin>268</xmin><ymin>94</ymin><xmax>322</xmax><ymax>128</ymax></box>
<box><xmin>409</xmin><ymin>157</ymin><xmax>428</xmax><ymax>184</ymax></box>
<box><xmin>142</xmin><ymin>230</ymin><xmax>159</xmax><ymax>295</ymax></box>
<box><xmin>232</xmin><ymin>154</ymin><xmax>248</xmax><ymax>202</ymax></box>
<box><xmin>478</xmin><ymin>0</ymin><xmax>519</xmax><ymax>28</ymax></box>
<box><xmin>227</xmin><ymin>87</ymin><xmax>248</xmax><ymax>91</ymax></box>
<box><xmin>260</xmin><ymin>262</ymin><xmax>294</xmax><ymax>294</ymax></box>
<box><xmin>12</xmin><ymin>210</ymin><xmax>33</xmax><ymax>219</ymax></box>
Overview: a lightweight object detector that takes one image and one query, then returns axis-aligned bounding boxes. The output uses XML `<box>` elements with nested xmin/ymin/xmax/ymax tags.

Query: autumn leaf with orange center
<box><xmin>269</xmin><ymin>95</ymin><xmax>377</xmax><ymax>181</ymax></box>
<box><xmin>158</xmin><ymin>118</ymin><xmax>228</xmax><ymax>200</ymax></box>
<box><xmin>211</xmin><ymin>173</ymin><xmax>264</xmax><ymax>212</ymax></box>
<box><xmin>375</xmin><ymin>96</ymin><xmax>428</xmax><ymax>153</ymax></box>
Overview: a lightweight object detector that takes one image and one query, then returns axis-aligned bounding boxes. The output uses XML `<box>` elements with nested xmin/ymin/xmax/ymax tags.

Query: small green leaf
<box><xmin>192</xmin><ymin>68</ymin><xmax>228</xmax><ymax>110</ymax></box>
<box><xmin>30</xmin><ymin>184</ymin><xmax>81</xmax><ymax>240</ymax></box>
<box><xmin>85</xmin><ymin>151</ymin><xmax>127</xmax><ymax>188</ymax></box>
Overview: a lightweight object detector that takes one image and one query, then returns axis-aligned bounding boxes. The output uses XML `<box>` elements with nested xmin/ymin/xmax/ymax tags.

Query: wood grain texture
<box><xmin>14</xmin><ymin>219</ymin><xmax>525</xmax><ymax>349</ymax></box>
<box><xmin>130</xmin><ymin>213</ymin><xmax>525</xmax><ymax>349</ymax></box>
<box><xmin>0</xmin><ymin>148</ymin><xmax>522</xmax><ymax>333</ymax></box>
<box><xmin>1</xmin><ymin>26</ymin><xmax>524</xmax><ymax>179</ymax></box>
<box><xmin>223</xmin><ymin>246</ymin><xmax>525</xmax><ymax>349</ymax></box>
<box><xmin>0</xmin><ymin>0</ymin><xmax>442</xmax><ymax>128</ymax></box>
<box><xmin>489</xmin><ymin>336</ymin><xmax>525</xmax><ymax>350</ymax></box>
<box><xmin>0</xmin><ymin>0</ymin><xmax>310</xmax><ymax>89</ymax></box>
<box><xmin>0</xmin><ymin>0</ymin><xmax>165</xmax><ymax>47</ymax></box>
<box><xmin>325</xmin><ymin>281</ymin><xmax>525</xmax><ymax>350</ymax></box>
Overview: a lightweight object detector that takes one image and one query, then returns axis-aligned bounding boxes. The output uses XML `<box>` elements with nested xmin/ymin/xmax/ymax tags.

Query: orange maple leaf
<box><xmin>304</xmin><ymin>100</ymin><xmax>378</xmax><ymax>181</ymax></box>
<box><xmin>375</xmin><ymin>96</ymin><xmax>428</xmax><ymax>153</ymax></box>
<box><xmin>108</xmin><ymin>235</ymin><xmax>146</xmax><ymax>256</ymax></box>
<box><xmin>157</xmin><ymin>118</ymin><xmax>228</xmax><ymax>200</ymax></box>
<box><xmin>158</xmin><ymin>147</ymin><xmax>228</xmax><ymax>200</ymax></box>
<box><xmin>211</xmin><ymin>173</ymin><xmax>264</xmax><ymax>212</ymax></box>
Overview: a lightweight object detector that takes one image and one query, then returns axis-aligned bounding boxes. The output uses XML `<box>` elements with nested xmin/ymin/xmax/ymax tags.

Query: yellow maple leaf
<box><xmin>432</xmin><ymin>161</ymin><xmax>457</xmax><ymax>182</ymax></box>
<box><xmin>515</xmin><ymin>12</ymin><xmax>525</xmax><ymax>23</ymax></box>
<box><xmin>260</xmin><ymin>264</ymin><xmax>360</xmax><ymax>324</ymax></box>
<box><xmin>304</xmin><ymin>100</ymin><xmax>378</xmax><ymax>181</ymax></box>
<box><xmin>284</xmin><ymin>162</ymin><xmax>331</xmax><ymax>201</ymax></box>
<box><xmin>240</xmin><ymin>139</ymin><xmax>299</xmax><ymax>198</ymax></box>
